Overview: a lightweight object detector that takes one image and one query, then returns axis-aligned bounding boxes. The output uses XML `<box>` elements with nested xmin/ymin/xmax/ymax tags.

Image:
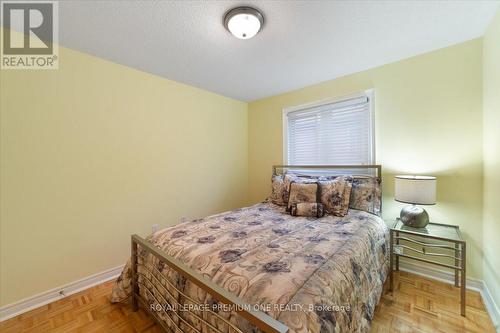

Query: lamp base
<box><xmin>400</xmin><ymin>205</ymin><xmax>429</xmax><ymax>228</ymax></box>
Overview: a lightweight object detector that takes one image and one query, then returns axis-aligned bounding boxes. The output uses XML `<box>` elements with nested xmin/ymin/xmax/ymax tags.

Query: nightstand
<box><xmin>389</xmin><ymin>218</ymin><xmax>466</xmax><ymax>316</ymax></box>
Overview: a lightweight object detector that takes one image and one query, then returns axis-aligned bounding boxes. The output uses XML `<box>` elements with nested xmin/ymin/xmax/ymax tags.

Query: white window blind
<box><xmin>285</xmin><ymin>94</ymin><xmax>373</xmax><ymax>166</ymax></box>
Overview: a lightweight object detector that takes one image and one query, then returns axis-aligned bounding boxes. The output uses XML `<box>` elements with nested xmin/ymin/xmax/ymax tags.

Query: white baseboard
<box><xmin>399</xmin><ymin>260</ymin><xmax>500</xmax><ymax>332</ymax></box>
<box><xmin>482</xmin><ymin>280</ymin><xmax>500</xmax><ymax>333</ymax></box>
<box><xmin>0</xmin><ymin>265</ymin><xmax>124</xmax><ymax>322</ymax></box>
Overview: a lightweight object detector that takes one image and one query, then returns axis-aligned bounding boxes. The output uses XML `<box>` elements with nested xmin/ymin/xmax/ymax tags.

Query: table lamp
<box><xmin>394</xmin><ymin>175</ymin><xmax>436</xmax><ymax>228</ymax></box>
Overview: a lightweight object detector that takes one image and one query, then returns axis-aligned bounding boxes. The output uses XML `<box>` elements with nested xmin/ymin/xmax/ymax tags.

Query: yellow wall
<box><xmin>248</xmin><ymin>39</ymin><xmax>484</xmax><ymax>279</ymax></box>
<box><xmin>483</xmin><ymin>9</ymin><xmax>500</xmax><ymax>312</ymax></box>
<box><xmin>0</xmin><ymin>44</ymin><xmax>248</xmax><ymax>306</ymax></box>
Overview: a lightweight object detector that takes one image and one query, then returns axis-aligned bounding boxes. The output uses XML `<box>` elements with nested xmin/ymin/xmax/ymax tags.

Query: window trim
<box><xmin>282</xmin><ymin>89</ymin><xmax>375</xmax><ymax>165</ymax></box>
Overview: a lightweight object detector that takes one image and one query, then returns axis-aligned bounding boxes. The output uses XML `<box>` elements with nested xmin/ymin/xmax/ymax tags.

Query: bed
<box><xmin>110</xmin><ymin>165</ymin><xmax>389</xmax><ymax>333</ymax></box>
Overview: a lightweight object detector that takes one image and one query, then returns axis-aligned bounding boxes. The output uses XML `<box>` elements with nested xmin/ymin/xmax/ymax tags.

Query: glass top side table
<box><xmin>389</xmin><ymin>218</ymin><xmax>466</xmax><ymax>316</ymax></box>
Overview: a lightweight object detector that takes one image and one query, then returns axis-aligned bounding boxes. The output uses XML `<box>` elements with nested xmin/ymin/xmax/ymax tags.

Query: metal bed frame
<box><xmin>130</xmin><ymin>164</ymin><xmax>382</xmax><ymax>333</ymax></box>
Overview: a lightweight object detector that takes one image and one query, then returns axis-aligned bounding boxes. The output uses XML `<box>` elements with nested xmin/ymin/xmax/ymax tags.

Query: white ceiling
<box><xmin>37</xmin><ymin>1</ymin><xmax>500</xmax><ymax>100</ymax></box>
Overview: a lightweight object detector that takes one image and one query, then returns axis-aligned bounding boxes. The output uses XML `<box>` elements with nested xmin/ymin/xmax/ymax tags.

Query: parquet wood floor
<box><xmin>371</xmin><ymin>271</ymin><xmax>496</xmax><ymax>333</ymax></box>
<box><xmin>0</xmin><ymin>271</ymin><xmax>496</xmax><ymax>332</ymax></box>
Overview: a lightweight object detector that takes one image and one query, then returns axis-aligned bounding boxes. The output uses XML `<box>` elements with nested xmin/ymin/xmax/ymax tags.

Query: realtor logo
<box><xmin>1</xmin><ymin>1</ymin><xmax>58</xmax><ymax>69</ymax></box>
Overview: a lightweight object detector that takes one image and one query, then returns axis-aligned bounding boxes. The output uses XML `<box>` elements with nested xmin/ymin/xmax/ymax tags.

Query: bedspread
<box><xmin>111</xmin><ymin>202</ymin><xmax>389</xmax><ymax>333</ymax></box>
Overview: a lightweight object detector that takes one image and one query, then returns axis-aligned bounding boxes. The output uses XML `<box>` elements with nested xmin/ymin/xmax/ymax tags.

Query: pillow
<box><xmin>290</xmin><ymin>202</ymin><xmax>325</xmax><ymax>218</ymax></box>
<box><xmin>349</xmin><ymin>177</ymin><xmax>382</xmax><ymax>216</ymax></box>
<box><xmin>270</xmin><ymin>175</ymin><xmax>286</xmax><ymax>206</ymax></box>
<box><xmin>343</xmin><ymin>177</ymin><xmax>354</xmax><ymax>214</ymax></box>
<box><xmin>283</xmin><ymin>174</ymin><xmax>318</xmax><ymax>204</ymax></box>
<box><xmin>287</xmin><ymin>182</ymin><xmax>319</xmax><ymax>212</ymax></box>
<box><xmin>319</xmin><ymin>176</ymin><xmax>352</xmax><ymax>217</ymax></box>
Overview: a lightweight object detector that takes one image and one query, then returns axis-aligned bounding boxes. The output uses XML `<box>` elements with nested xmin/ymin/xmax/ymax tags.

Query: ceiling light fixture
<box><xmin>224</xmin><ymin>7</ymin><xmax>264</xmax><ymax>40</ymax></box>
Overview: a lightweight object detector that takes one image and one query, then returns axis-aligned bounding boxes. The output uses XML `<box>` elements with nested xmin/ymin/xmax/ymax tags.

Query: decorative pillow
<box><xmin>349</xmin><ymin>177</ymin><xmax>382</xmax><ymax>216</ymax></box>
<box><xmin>287</xmin><ymin>182</ymin><xmax>319</xmax><ymax>212</ymax></box>
<box><xmin>287</xmin><ymin>172</ymin><xmax>337</xmax><ymax>181</ymax></box>
<box><xmin>290</xmin><ymin>202</ymin><xmax>325</xmax><ymax>218</ymax></box>
<box><xmin>270</xmin><ymin>175</ymin><xmax>286</xmax><ymax>206</ymax></box>
<box><xmin>283</xmin><ymin>174</ymin><xmax>318</xmax><ymax>204</ymax></box>
<box><xmin>319</xmin><ymin>176</ymin><xmax>352</xmax><ymax>217</ymax></box>
<box><xmin>342</xmin><ymin>177</ymin><xmax>354</xmax><ymax>215</ymax></box>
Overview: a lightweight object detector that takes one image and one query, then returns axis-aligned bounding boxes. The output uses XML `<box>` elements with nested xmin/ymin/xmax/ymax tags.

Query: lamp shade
<box><xmin>394</xmin><ymin>175</ymin><xmax>436</xmax><ymax>205</ymax></box>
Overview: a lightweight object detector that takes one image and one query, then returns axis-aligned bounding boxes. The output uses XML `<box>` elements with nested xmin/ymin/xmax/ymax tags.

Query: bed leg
<box><xmin>131</xmin><ymin>235</ymin><xmax>139</xmax><ymax>312</ymax></box>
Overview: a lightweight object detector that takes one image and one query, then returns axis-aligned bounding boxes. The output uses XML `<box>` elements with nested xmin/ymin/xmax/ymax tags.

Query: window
<box><xmin>284</xmin><ymin>91</ymin><xmax>374</xmax><ymax>166</ymax></box>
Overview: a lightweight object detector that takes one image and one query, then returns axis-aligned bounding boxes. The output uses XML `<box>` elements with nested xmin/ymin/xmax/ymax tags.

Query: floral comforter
<box><xmin>111</xmin><ymin>202</ymin><xmax>389</xmax><ymax>333</ymax></box>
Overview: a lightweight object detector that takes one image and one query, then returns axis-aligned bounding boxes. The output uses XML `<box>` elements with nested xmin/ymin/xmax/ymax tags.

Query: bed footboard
<box><xmin>131</xmin><ymin>234</ymin><xmax>289</xmax><ymax>333</ymax></box>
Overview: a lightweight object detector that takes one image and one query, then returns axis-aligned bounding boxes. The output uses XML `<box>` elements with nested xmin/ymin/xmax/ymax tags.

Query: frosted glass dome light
<box><xmin>224</xmin><ymin>7</ymin><xmax>264</xmax><ymax>40</ymax></box>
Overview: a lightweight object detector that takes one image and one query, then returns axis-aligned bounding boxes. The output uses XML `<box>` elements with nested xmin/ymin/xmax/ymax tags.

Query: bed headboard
<box><xmin>272</xmin><ymin>164</ymin><xmax>383</xmax><ymax>214</ymax></box>
<box><xmin>272</xmin><ymin>164</ymin><xmax>382</xmax><ymax>181</ymax></box>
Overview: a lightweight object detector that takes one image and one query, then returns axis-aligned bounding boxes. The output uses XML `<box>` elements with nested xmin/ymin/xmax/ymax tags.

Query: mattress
<box><xmin>111</xmin><ymin>202</ymin><xmax>389</xmax><ymax>333</ymax></box>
